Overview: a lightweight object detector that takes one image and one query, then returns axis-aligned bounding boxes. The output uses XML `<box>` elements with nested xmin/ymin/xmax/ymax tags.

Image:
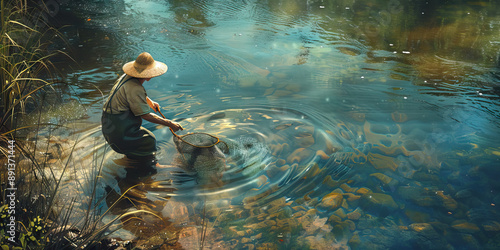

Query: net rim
<box><xmin>178</xmin><ymin>132</ymin><xmax>221</xmax><ymax>148</ymax></box>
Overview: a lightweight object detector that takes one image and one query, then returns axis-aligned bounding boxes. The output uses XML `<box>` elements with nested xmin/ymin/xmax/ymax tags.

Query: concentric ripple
<box><xmin>150</xmin><ymin>107</ymin><xmax>356</xmax><ymax>206</ymax></box>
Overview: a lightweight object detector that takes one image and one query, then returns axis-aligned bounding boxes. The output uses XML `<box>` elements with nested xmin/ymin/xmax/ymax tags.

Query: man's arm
<box><xmin>141</xmin><ymin>113</ymin><xmax>183</xmax><ymax>132</ymax></box>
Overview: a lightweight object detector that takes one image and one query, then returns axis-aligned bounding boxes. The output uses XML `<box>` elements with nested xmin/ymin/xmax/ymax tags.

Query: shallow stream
<box><xmin>42</xmin><ymin>0</ymin><xmax>500</xmax><ymax>249</ymax></box>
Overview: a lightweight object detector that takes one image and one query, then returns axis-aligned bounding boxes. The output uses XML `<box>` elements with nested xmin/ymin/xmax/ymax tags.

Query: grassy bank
<box><xmin>0</xmin><ymin>1</ymin><xmax>151</xmax><ymax>249</ymax></box>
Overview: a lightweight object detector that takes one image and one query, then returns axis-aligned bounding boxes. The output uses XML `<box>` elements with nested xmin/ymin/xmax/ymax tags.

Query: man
<box><xmin>102</xmin><ymin>52</ymin><xmax>183</xmax><ymax>161</ymax></box>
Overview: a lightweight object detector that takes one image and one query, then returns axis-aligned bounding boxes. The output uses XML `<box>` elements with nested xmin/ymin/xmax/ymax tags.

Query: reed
<box><xmin>0</xmin><ymin>1</ymin><xmax>154</xmax><ymax>249</ymax></box>
<box><xmin>0</xmin><ymin>0</ymin><xmax>70</xmax><ymax>135</ymax></box>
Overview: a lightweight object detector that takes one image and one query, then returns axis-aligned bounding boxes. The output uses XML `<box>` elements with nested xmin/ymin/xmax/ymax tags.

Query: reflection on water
<box><xmin>45</xmin><ymin>0</ymin><xmax>500</xmax><ymax>249</ymax></box>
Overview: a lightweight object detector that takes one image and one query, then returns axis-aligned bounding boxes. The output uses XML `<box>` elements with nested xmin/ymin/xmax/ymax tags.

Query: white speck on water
<box><xmin>361</xmin><ymin>76</ymin><xmax>365</xmax><ymax>79</ymax></box>
<box><xmin>326</xmin><ymin>97</ymin><xmax>330</xmax><ymax>102</ymax></box>
<box><xmin>403</xmin><ymin>51</ymin><xmax>410</xmax><ymax>54</ymax></box>
<box><xmin>479</xmin><ymin>93</ymin><xmax>483</xmax><ymax>96</ymax></box>
<box><xmin>175</xmin><ymin>74</ymin><xmax>179</xmax><ymax>78</ymax></box>
<box><xmin>216</xmin><ymin>88</ymin><xmax>221</xmax><ymax>93</ymax></box>
<box><xmin>320</xmin><ymin>6</ymin><xmax>325</xmax><ymax>9</ymax></box>
<box><xmin>422</xmin><ymin>12</ymin><xmax>425</xmax><ymax>14</ymax></box>
<box><xmin>345</xmin><ymin>7</ymin><xmax>350</xmax><ymax>10</ymax></box>
<box><xmin>404</xmin><ymin>96</ymin><xmax>408</xmax><ymax>99</ymax></box>
<box><xmin>393</xmin><ymin>51</ymin><xmax>397</xmax><ymax>54</ymax></box>
<box><xmin>389</xmin><ymin>43</ymin><xmax>394</xmax><ymax>46</ymax></box>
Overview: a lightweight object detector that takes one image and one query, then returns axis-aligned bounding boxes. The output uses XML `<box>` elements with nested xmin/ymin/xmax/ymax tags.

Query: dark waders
<box><xmin>101</xmin><ymin>77</ymin><xmax>156</xmax><ymax>161</ymax></box>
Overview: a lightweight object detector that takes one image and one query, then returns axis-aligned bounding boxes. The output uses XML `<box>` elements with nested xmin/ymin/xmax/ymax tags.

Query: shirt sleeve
<box><xmin>125</xmin><ymin>82</ymin><xmax>151</xmax><ymax>116</ymax></box>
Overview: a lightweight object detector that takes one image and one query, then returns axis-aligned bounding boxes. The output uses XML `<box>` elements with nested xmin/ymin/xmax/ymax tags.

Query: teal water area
<box><xmin>48</xmin><ymin>0</ymin><xmax>500</xmax><ymax>249</ymax></box>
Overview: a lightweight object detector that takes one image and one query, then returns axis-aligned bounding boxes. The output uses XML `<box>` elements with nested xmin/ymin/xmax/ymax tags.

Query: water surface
<box><xmin>49</xmin><ymin>0</ymin><xmax>500</xmax><ymax>249</ymax></box>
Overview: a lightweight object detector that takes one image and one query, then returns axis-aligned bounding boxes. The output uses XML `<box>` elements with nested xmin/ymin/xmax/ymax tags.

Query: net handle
<box><xmin>155</xmin><ymin>107</ymin><xmax>181</xmax><ymax>138</ymax></box>
<box><xmin>155</xmin><ymin>108</ymin><xmax>225</xmax><ymax>149</ymax></box>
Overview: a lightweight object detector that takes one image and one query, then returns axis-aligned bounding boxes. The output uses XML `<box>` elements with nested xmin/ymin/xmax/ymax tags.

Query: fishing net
<box><xmin>171</xmin><ymin>129</ymin><xmax>229</xmax><ymax>175</ymax></box>
<box><xmin>153</xmin><ymin>108</ymin><xmax>229</xmax><ymax>177</ymax></box>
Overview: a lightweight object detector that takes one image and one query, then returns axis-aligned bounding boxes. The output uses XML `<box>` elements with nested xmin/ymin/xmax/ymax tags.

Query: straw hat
<box><xmin>122</xmin><ymin>52</ymin><xmax>168</xmax><ymax>78</ymax></box>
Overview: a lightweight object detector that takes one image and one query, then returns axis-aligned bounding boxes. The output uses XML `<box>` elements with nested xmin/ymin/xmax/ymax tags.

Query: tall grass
<box><xmin>0</xmin><ymin>0</ymin><xmax>68</xmax><ymax>136</ymax></box>
<box><xmin>0</xmin><ymin>1</ymin><xmax>154</xmax><ymax>249</ymax></box>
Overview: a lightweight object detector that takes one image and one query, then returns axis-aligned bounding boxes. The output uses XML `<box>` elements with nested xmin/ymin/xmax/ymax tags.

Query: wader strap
<box><xmin>104</xmin><ymin>75</ymin><xmax>136</xmax><ymax>114</ymax></box>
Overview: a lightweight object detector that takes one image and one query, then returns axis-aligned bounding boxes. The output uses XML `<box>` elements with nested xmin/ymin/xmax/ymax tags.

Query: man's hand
<box><xmin>169</xmin><ymin>121</ymin><xmax>183</xmax><ymax>132</ymax></box>
<box><xmin>141</xmin><ymin>113</ymin><xmax>184</xmax><ymax>132</ymax></box>
<box><xmin>151</xmin><ymin>101</ymin><xmax>160</xmax><ymax>112</ymax></box>
<box><xmin>146</xmin><ymin>97</ymin><xmax>160</xmax><ymax>112</ymax></box>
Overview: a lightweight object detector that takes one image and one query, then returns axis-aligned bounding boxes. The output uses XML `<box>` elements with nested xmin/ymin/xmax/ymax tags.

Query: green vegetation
<box><xmin>0</xmin><ymin>1</ymin><xmax>154</xmax><ymax>249</ymax></box>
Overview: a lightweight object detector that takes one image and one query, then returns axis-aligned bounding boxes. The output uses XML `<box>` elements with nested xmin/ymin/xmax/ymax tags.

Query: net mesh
<box><xmin>173</xmin><ymin>132</ymin><xmax>229</xmax><ymax>173</ymax></box>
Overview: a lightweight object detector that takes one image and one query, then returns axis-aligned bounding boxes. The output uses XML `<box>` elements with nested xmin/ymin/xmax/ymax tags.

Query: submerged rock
<box><xmin>451</xmin><ymin>220</ymin><xmax>480</xmax><ymax>234</ymax></box>
<box><xmin>317</xmin><ymin>192</ymin><xmax>343</xmax><ymax>210</ymax></box>
<box><xmin>360</xmin><ymin>193</ymin><xmax>399</xmax><ymax>217</ymax></box>
<box><xmin>404</xmin><ymin>209</ymin><xmax>431</xmax><ymax>223</ymax></box>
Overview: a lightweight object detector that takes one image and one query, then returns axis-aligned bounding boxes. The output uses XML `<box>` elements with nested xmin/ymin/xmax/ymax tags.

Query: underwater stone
<box><xmin>332</xmin><ymin>225</ymin><xmax>346</xmax><ymax>240</ymax></box>
<box><xmin>315</xmin><ymin>150</ymin><xmax>330</xmax><ymax>160</ymax></box>
<box><xmin>256</xmin><ymin>243</ymin><xmax>277</xmax><ymax>249</ymax></box>
<box><xmin>317</xmin><ymin>192</ymin><xmax>343</xmax><ymax>210</ymax></box>
<box><xmin>397</xmin><ymin>186</ymin><xmax>438</xmax><ymax>207</ymax></box>
<box><xmin>293</xmin><ymin>210</ymin><xmax>306</xmax><ymax>218</ymax></box>
<box><xmin>404</xmin><ymin>209</ymin><xmax>431</xmax><ymax>223</ymax></box>
<box><xmin>348</xmin><ymin>232</ymin><xmax>361</xmax><ymax>249</ymax></box>
<box><xmin>292</xmin><ymin>205</ymin><xmax>307</xmax><ymax>212</ymax></box>
<box><xmin>277</xmin><ymin>206</ymin><xmax>293</xmax><ymax>220</ymax></box>
<box><xmin>368</xmin><ymin>153</ymin><xmax>399</xmax><ymax>171</ymax></box>
<box><xmin>345</xmin><ymin>219</ymin><xmax>356</xmax><ymax>231</ymax></box>
<box><xmin>451</xmin><ymin>220</ymin><xmax>480</xmax><ymax>233</ymax></box>
<box><xmin>409</xmin><ymin>223</ymin><xmax>434</xmax><ymax>233</ymax></box>
<box><xmin>435</xmin><ymin>191</ymin><xmax>458</xmax><ymax>211</ymax></box>
<box><xmin>256</xmin><ymin>175</ymin><xmax>269</xmax><ymax>188</ymax></box>
<box><xmin>252</xmin><ymin>233</ymin><xmax>263</xmax><ymax>240</ymax></box>
<box><xmin>295</xmin><ymin>134</ymin><xmax>315</xmax><ymax>148</ymax></box>
<box><xmin>342</xmin><ymin>198</ymin><xmax>350</xmax><ymax>210</ymax></box>
<box><xmin>356</xmin><ymin>187</ymin><xmax>372</xmax><ymax>195</ymax></box>
<box><xmin>333</xmin><ymin>208</ymin><xmax>347</xmax><ymax>220</ymax></box>
<box><xmin>360</xmin><ymin>193</ymin><xmax>398</xmax><ymax>217</ymax></box>
<box><xmin>328</xmin><ymin>214</ymin><xmax>342</xmax><ymax>223</ymax></box>
<box><xmin>369</xmin><ymin>173</ymin><xmax>393</xmax><ymax>185</ymax></box>
<box><xmin>286</xmin><ymin>148</ymin><xmax>313</xmax><ymax>164</ymax></box>
<box><xmin>347</xmin><ymin>208</ymin><xmax>363</xmax><ymax>221</ymax></box>
<box><xmin>460</xmin><ymin>234</ymin><xmax>481</xmax><ymax>250</ymax></box>
<box><xmin>265</xmin><ymin>165</ymin><xmax>283</xmax><ymax>179</ymax></box>
<box><xmin>268</xmin><ymin>199</ymin><xmax>288</xmax><ymax>214</ymax></box>
<box><xmin>243</xmin><ymin>243</ymin><xmax>255</xmax><ymax>250</ymax></box>
<box><xmin>340</xmin><ymin>183</ymin><xmax>357</xmax><ymax>193</ymax></box>
<box><xmin>344</xmin><ymin>193</ymin><xmax>361</xmax><ymax>202</ymax></box>
<box><xmin>412</xmin><ymin>172</ymin><xmax>440</xmax><ymax>183</ymax></box>
<box><xmin>276</xmin><ymin>159</ymin><xmax>286</xmax><ymax>166</ymax></box>
<box><xmin>322</xmin><ymin>175</ymin><xmax>340</xmax><ymax>188</ymax></box>
<box><xmin>306</xmin><ymin>197</ymin><xmax>320</xmax><ymax>208</ymax></box>
<box><xmin>482</xmin><ymin>221</ymin><xmax>500</xmax><ymax>232</ymax></box>
<box><xmin>455</xmin><ymin>189</ymin><xmax>473</xmax><ymax>199</ymax></box>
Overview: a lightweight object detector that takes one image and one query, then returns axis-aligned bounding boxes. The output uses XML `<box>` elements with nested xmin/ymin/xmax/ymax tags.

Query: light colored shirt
<box><xmin>103</xmin><ymin>74</ymin><xmax>151</xmax><ymax>116</ymax></box>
